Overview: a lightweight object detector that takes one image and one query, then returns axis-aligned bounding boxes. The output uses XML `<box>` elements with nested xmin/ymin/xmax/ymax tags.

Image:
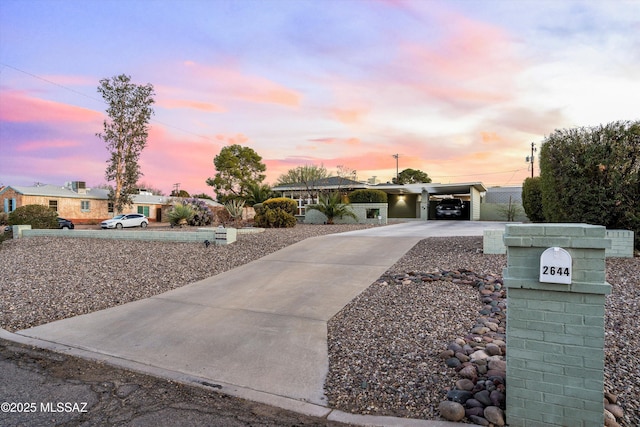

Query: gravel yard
<box><xmin>0</xmin><ymin>224</ymin><xmax>638</xmax><ymax>425</ymax></box>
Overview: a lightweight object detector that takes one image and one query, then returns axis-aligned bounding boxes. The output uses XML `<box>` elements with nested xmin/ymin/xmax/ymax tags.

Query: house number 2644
<box><xmin>541</xmin><ymin>266</ymin><xmax>570</xmax><ymax>276</ymax></box>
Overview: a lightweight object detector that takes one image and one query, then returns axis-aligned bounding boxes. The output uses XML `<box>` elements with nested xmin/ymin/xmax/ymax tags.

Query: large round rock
<box><xmin>438</xmin><ymin>400</ymin><xmax>465</xmax><ymax>421</ymax></box>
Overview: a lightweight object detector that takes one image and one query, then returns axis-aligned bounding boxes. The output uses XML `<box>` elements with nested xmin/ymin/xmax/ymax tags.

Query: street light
<box><xmin>392</xmin><ymin>154</ymin><xmax>399</xmax><ymax>183</ymax></box>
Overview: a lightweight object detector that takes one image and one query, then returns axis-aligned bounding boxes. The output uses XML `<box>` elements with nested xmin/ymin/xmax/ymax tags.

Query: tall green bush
<box><xmin>539</xmin><ymin>120</ymin><xmax>639</xmax><ymax>248</ymax></box>
<box><xmin>348</xmin><ymin>189</ymin><xmax>388</xmax><ymax>203</ymax></box>
<box><xmin>8</xmin><ymin>204</ymin><xmax>58</xmax><ymax>229</ymax></box>
<box><xmin>521</xmin><ymin>177</ymin><xmax>545</xmax><ymax>222</ymax></box>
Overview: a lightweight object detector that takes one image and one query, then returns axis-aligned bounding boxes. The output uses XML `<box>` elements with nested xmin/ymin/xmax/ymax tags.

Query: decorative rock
<box><xmin>485</xmin><ymin>343</ymin><xmax>502</xmax><ymax>356</ymax></box>
<box><xmin>468</xmin><ymin>414</ymin><xmax>490</xmax><ymax>426</ymax></box>
<box><xmin>455</xmin><ymin>378</ymin><xmax>475</xmax><ymax>391</ymax></box>
<box><xmin>474</xmin><ymin>390</ymin><xmax>492</xmax><ymax>407</ymax></box>
<box><xmin>484</xmin><ymin>406</ymin><xmax>506</xmax><ymax>426</ymax></box>
<box><xmin>604</xmin><ymin>409</ymin><xmax>621</xmax><ymax>427</ymax></box>
<box><xmin>488</xmin><ymin>359</ymin><xmax>506</xmax><ymax>371</ymax></box>
<box><xmin>470</xmin><ymin>350</ymin><xmax>488</xmax><ymax>361</ymax></box>
<box><xmin>447</xmin><ymin>342</ymin><xmax>463</xmax><ymax>353</ymax></box>
<box><xmin>465</xmin><ymin>398</ymin><xmax>484</xmax><ymax>408</ymax></box>
<box><xmin>446</xmin><ymin>389</ymin><xmax>473</xmax><ymax>404</ymax></box>
<box><xmin>446</xmin><ymin>357</ymin><xmax>461</xmax><ymax>368</ymax></box>
<box><xmin>439</xmin><ymin>349</ymin><xmax>455</xmax><ymax>359</ymax></box>
<box><xmin>455</xmin><ymin>352</ymin><xmax>470</xmax><ymax>363</ymax></box>
<box><xmin>458</xmin><ymin>365</ymin><xmax>478</xmax><ymax>381</ymax></box>
<box><xmin>605</xmin><ymin>403</ymin><xmax>624</xmax><ymax>418</ymax></box>
<box><xmin>604</xmin><ymin>391</ymin><xmax>618</xmax><ymax>404</ymax></box>
<box><xmin>490</xmin><ymin>390</ymin><xmax>506</xmax><ymax>407</ymax></box>
<box><xmin>438</xmin><ymin>400</ymin><xmax>465</xmax><ymax>421</ymax></box>
<box><xmin>465</xmin><ymin>406</ymin><xmax>485</xmax><ymax>417</ymax></box>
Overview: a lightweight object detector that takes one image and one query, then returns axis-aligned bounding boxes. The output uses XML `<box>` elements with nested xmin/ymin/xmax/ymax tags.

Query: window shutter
<box><xmin>12</xmin><ymin>198</ymin><xmax>16</xmax><ymax>212</ymax></box>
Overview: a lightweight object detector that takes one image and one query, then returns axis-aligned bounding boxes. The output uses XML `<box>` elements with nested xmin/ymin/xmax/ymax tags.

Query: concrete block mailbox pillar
<box><xmin>502</xmin><ymin>224</ymin><xmax>611</xmax><ymax>427</ymax></box>
<box><xmin>214</xmin><ymin>226</ymin><xmax>237</xmax><ymax>245</ymax></box>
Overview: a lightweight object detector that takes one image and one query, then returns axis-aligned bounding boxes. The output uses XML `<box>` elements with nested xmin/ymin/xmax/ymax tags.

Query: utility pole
<box><xmin>525</xmin><ymin>143</ymin><xmax>537</xmax><ymax>178</ymax></box>
<box><xmin>392</xmin><ymin>154</ymin><xmax>399</xmax><ymax>183</ymax></box>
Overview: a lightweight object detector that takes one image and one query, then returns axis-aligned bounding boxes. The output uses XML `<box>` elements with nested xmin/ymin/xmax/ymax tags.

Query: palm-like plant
<box><xmin>243</xmin><ymin>182</ymin><xmax>273</xmax><ymax>206</ymax></box>
<box><xmin>167</xmin><ymin>203</ymin><xmax>195</xmax><ymax>227</ymax></box>
<box><xmin>306</xmin><ymin>192</ymin><xmax>357</xmax><ymax>224</ymax></box>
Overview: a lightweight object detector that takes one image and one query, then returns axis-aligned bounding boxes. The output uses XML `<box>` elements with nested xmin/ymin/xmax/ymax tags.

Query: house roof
<box><xmin>0</xmin><ymin>183</ymin><xmax>223</xmax><ymax>207</ymax></box>
<box><xmin>273</xmin><ymin>179</ymin><xmax>487</xmax><ymax>196</ymax></box>
<box><xmin>1</xmin><ymin>184</ymin><xmax>110</xmax><ymax>199</ymax></box>
<box><xmin>273</xmin><ymin>176</ymin><xmax>368</xmax><ymax>191</ymax></box>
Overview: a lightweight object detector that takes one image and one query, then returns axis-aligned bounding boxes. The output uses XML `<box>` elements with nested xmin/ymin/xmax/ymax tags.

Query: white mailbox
<box><xmin>539</xmin><ymin>247</ymin><xmax>572</xmax><ymax>284</ymax></box>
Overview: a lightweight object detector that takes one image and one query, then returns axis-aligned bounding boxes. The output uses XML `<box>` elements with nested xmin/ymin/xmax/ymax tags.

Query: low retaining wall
<box><xmin>13</xmin><ymin>226</ymin><xmax>260</xmax><ymax>245</ymax></box>
<box><xmin>483</xmin><ymin>228</ymin><xmax>634</xmax><ymax>258</ymax></box>
<box><xmin>304</xmin><ymin>203</ymin><xmax>388</xmax><ymax>225</ymax></box>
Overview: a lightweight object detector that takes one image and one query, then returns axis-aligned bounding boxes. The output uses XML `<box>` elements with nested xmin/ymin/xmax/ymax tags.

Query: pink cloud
<box><xmin>332</xmin><ymin>108</ymin><xmax>369</xmax><ymax>124</ymax></box>
<box><xmin>183</xmin><ymin>61</ymin><xmax>302</xmax><ymax>107</ymax></box>
<box><xmin>156</xmin><ymin>98</ymin><xmax>226</xmax><ymax>112</ymax></box>
<box><xmin>307</xmin><ymin>137</ymin><xmax>362</xmax><ymax>146</ymax></box>
<box><xmin>15</xmin><ymin>139</ymin><xmax>80</xmax><ymax>152</ymax></box>
<box><xmin>0</xmin><ymin>90</ymin><xmax>102</xmax><ymax>123</ymax></box>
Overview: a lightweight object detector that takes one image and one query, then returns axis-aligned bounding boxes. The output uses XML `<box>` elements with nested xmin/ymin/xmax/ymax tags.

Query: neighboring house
<box><xmin>0</xmin><ymin>181</ymin><xmax>221</xmax><ymax>224</ymax></box>
<box><xmin>273</xmin><ymin>179</ymin><xmax>487</xmax><ymax>222</ymax></box>
<box><xmin>484</xmin><ymin>186</ymin><xmax>523</xmax><ymax>203</ymax></box>
<box><xmin>1</xmin><ymin>182</ymin><xmax>111</xmax><ymax>224</ymax></box>
<box><xmin>480</xmin><ymin>186</ymin><xmax>529</xmax><ymax>222</ymax></box>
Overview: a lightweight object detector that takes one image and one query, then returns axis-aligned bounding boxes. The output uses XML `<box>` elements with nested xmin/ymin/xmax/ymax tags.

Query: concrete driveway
<box><xmin>15</xmin><ymin>221</ymin><xmax>505</xmax><ymax>423</ymax></box>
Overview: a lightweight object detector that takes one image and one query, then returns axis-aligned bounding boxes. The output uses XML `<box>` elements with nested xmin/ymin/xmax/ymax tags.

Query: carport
<box><xmin>375</xmin><ymin>182</ymin><xmax>486</xmax><ymax>221</ymax></box>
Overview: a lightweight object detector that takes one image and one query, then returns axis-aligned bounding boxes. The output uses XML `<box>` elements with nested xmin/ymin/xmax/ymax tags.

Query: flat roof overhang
<box><xmin>373</xmin><ymin>182</ymin><xmax>486</xmax><ymax>195</ymax></box>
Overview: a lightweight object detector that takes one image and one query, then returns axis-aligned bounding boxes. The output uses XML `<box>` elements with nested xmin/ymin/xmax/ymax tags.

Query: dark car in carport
<box><xmin>435</xmin><ymin>198</ymin><xmax>464</xmax><ymax>219</ymax></box>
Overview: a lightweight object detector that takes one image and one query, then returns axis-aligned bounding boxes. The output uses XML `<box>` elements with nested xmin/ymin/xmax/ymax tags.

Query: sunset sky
<box><xmin>1</xmin><ymin>0</ymin><xmax>639</xmax><ymax>197</ymax></box>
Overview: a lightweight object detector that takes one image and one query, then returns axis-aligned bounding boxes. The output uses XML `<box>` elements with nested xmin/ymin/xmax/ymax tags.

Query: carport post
<box><xmin>420</xmin><ymin>188</ymin><xmax>430</xmax><ymax>220</ymax></box>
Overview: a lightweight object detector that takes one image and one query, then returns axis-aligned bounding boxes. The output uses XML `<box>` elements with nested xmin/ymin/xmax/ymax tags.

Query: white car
<box><xmin>101</xmin><ymin>213</ymin><xmax>148</xmax><ymax>229</ymax></box>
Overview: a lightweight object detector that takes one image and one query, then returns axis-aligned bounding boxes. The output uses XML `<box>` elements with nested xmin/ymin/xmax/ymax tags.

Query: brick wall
<box><xmin>484</xmin><ymin>228</ymin><xmax>634</xmax><ymax>258</ymax></box>
<box><xmin>503</xmin><ymin>223</ymin><xmax>611</xmax><ymax>427</ymax></box>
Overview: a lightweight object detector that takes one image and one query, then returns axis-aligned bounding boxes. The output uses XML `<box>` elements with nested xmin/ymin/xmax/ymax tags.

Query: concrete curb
<box><xmin>1</xmin><ymin>328</ymin><xmax>476</xmax><ymax>427</ymax></box>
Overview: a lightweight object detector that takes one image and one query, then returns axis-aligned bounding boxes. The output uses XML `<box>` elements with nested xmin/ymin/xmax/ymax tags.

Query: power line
<box><xmin>0</xmin><ymin>62</ymin><xmax>217</xmax><ymax>142</ymax></box>
<box><xmin>431</xmin><ymin>169</ymin><xmax>526</xmax><ymax>179</ymax></box>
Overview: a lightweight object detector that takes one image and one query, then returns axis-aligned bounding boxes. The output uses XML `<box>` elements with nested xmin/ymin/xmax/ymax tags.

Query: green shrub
<box><xmin>254</xmin><ymin>198</ymin><xmax>297</xmax><ymax>228</ymax></box>
<box><xmin>260</xmin><ymin>207</ymin><xmax>297</xmax><ymax>228</ymax></box>
<box><xmin>522</xmin><ymin>177</ymin><xmax>545</xmax><ymax>222</ymax></box>
<box><xmin>348</xmin><ymin>189</ymin><xmax>388</xmax><ymax>203</ymax></box>
<box><xmin>8</xmin><ymin>204</ymin><xmax>58</xmax><ymax>229</ymax></box>
<box><xmin>262</xmin><ymin>197</ymin><xmax>297</xmax><ymax>215</ymax></box>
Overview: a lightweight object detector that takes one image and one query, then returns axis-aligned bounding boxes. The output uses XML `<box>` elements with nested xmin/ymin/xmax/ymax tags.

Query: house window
<box><xmin>108</xmin><ymin>202</ymin><xmax>114</xmax><ymax>214</ymax></box>
<box><xmin>81</xmin><ymin>200</ymin><xmax>90</xmax><ymax>212</ymax></box>
<box><xmin>366</xmin><ymin>208</ymin><xmax>380</xmax><ymax>219</ymax></box>
<box><xmin>137</xmin><ymin>206</ymin><xmax>150</xmax><ymax>216</ymax></box>
<box><xmin>3</xmin><ymin>198</ymin><xmax>16</xmax><ymax>212</ymax></box>
<box><xmin>49</xmin><ymin>200</ymin><xmax>58</xmax><ymax>212</ymax></box>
